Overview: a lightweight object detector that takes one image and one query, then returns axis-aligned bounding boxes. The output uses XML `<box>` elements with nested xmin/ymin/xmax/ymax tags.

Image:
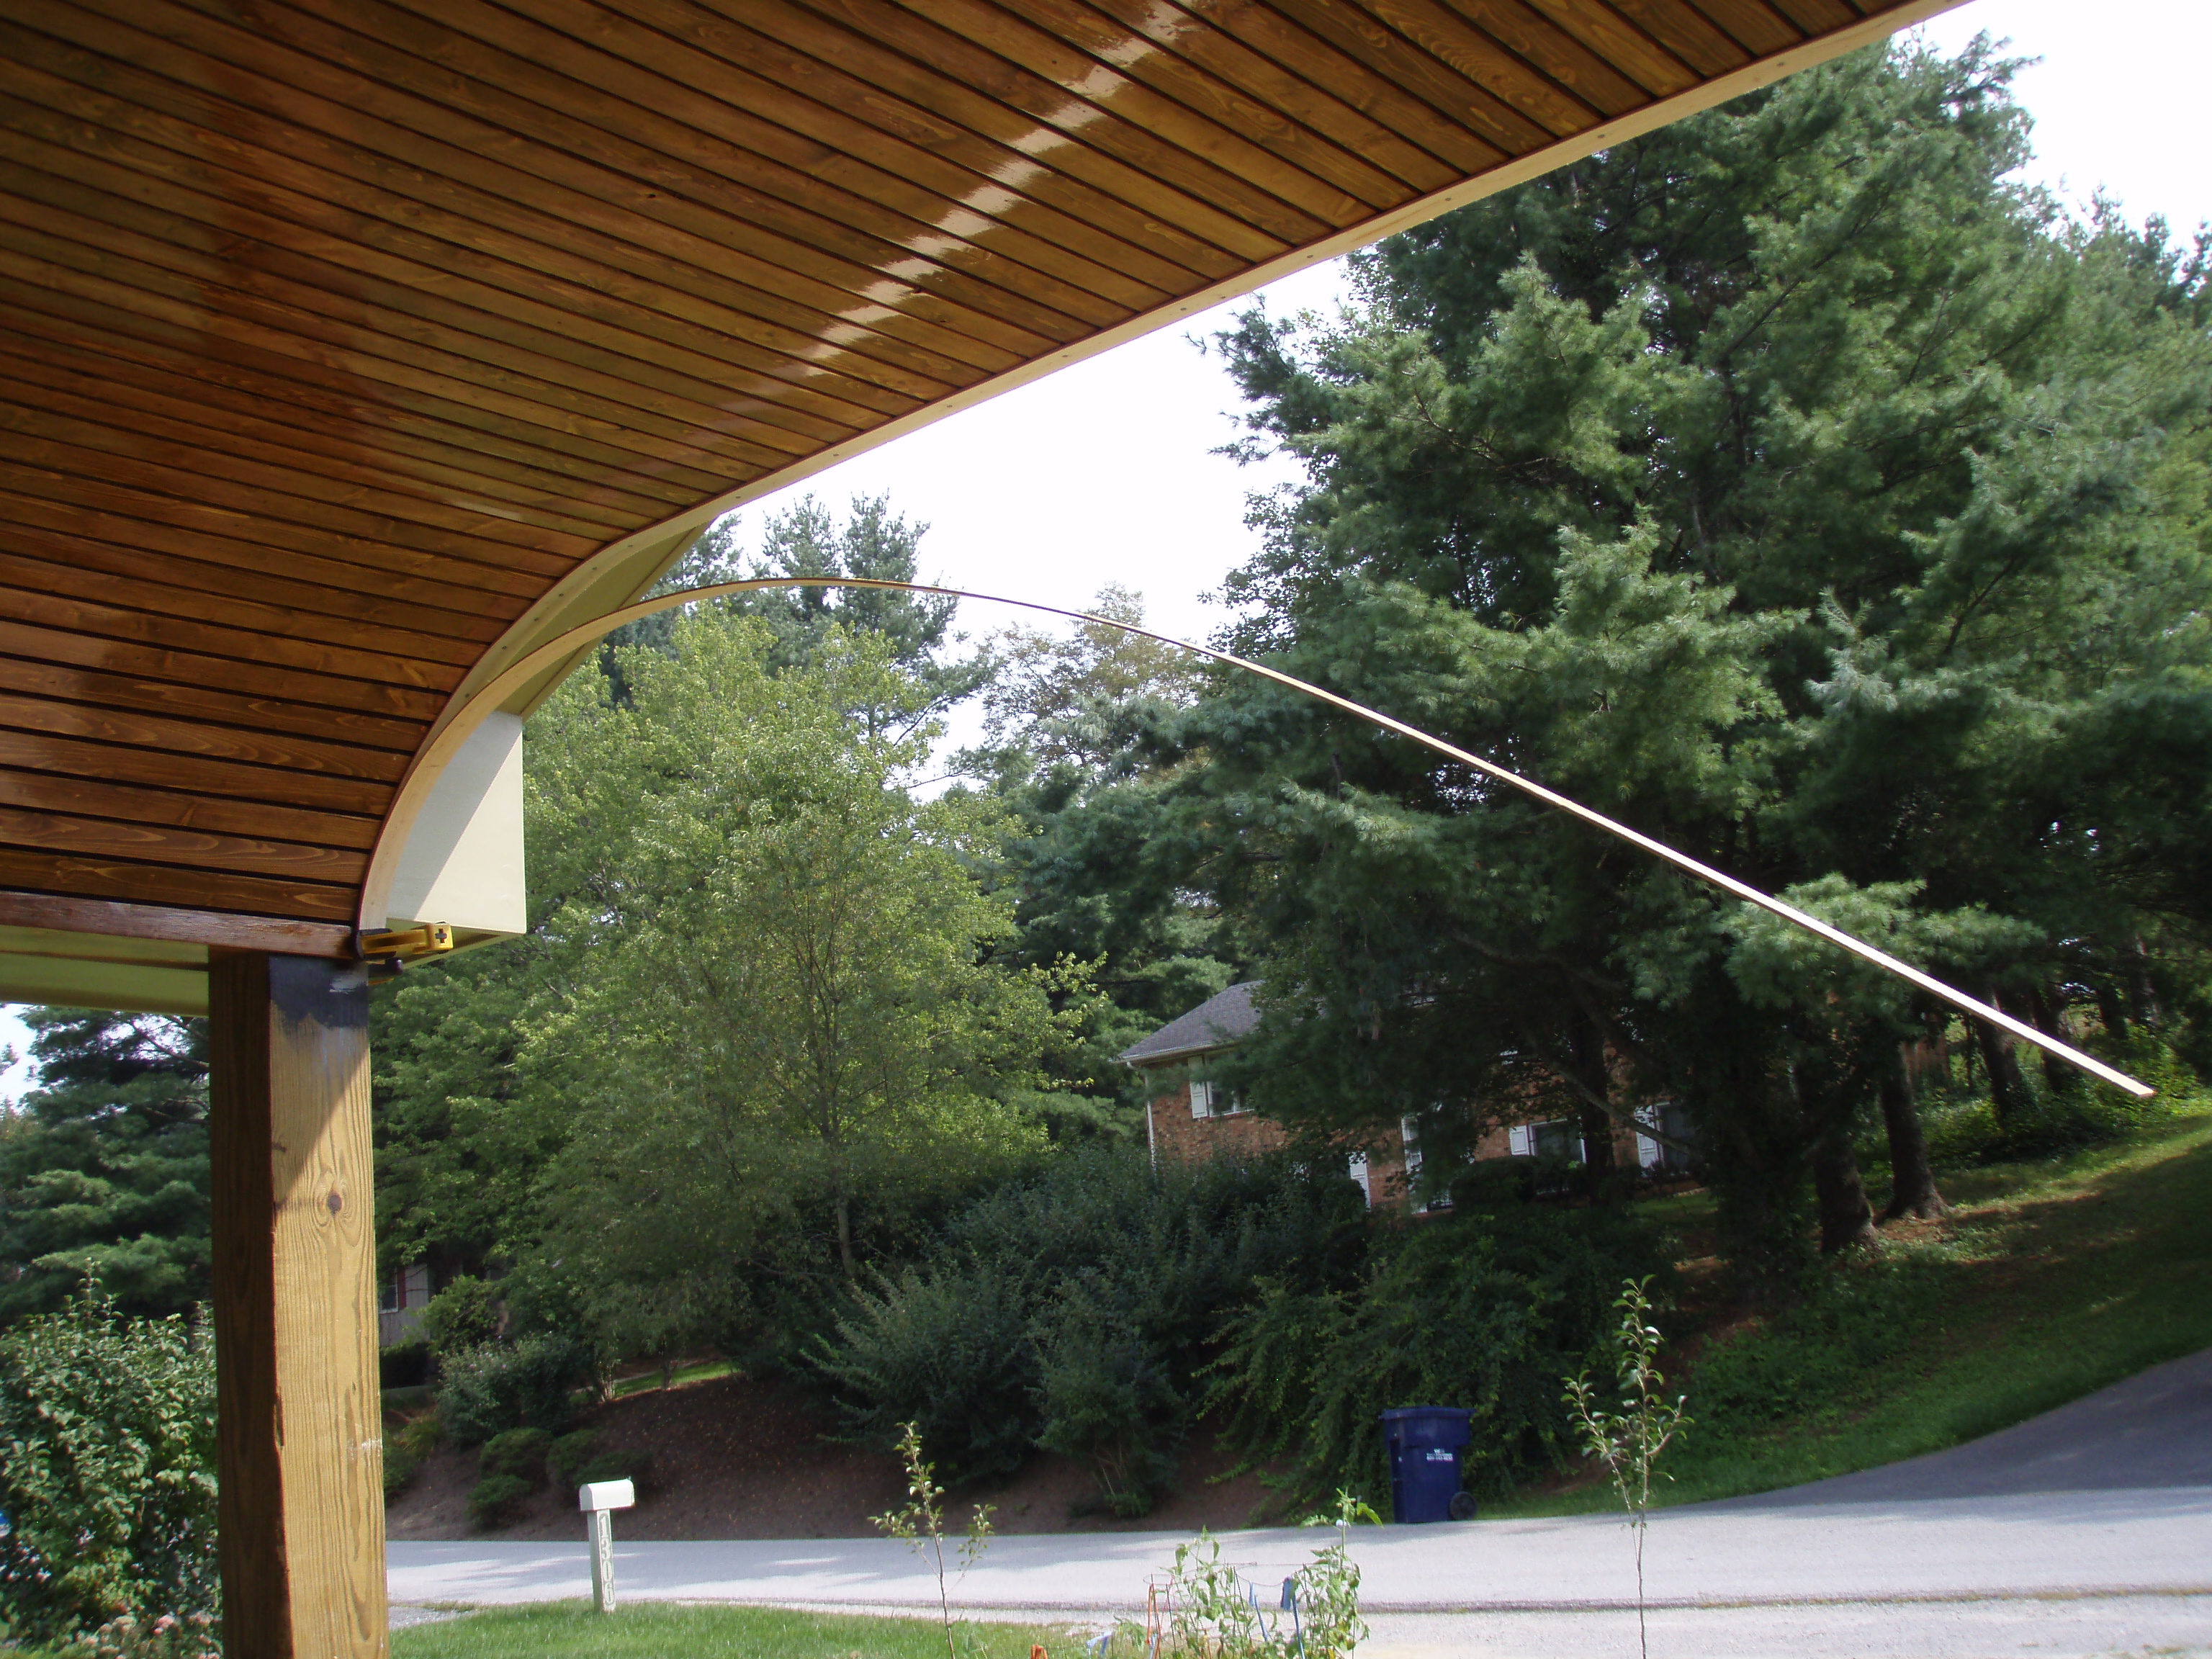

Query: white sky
<box><xmin>0</xmin><ymin>0</ymin><xmax>2201</xmax><ymax>1101</ymax></box>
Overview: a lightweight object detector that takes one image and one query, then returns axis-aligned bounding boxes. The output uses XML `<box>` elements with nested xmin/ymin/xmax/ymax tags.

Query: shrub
<box><xmin>548</xmin><ymin>1429</ymin><xmax>599</xmax><ymax>1489</ymax></box>
<box><xmin>466</xmin><ymin>1473</ymin><xmax>536</xmax><ymax>1529</ymax></box>
<box><xmin>435</xmin><ymin>1332</ymin><xmax>590</xmax><ymax>1446</ymax></box>
<box><xmin>1033</xmin><ymin>1284</ymin><xmax>1182</xmax><ymax>1516</ymax></box>
<box><xmin>1913</xmin><ymin>1033</ymin><xmax>2194</xmax><ymax>1167</ymax></box>
<box><xmin>49</xmin><ymin>1611</ymin><xmax>220</xmax><ymax>1659</ymax></box>
<box><xmin>818</xmin><ymin>1254</ymin><xmax>1039</xmax><ymax>1484</ymax></box>
<box><xmin>575</xmin><ymin>1448</ymin><xmax>650</xmax><ymax>1490</ymax></box>
<box><xmin>480</xmin><ymin>1426</ymin><xmax>555</xmax><ymax>1485</ymax></box>
<box><xmin>419</xmin><ymin>1274</ymin><xmax>502</xmax><ymax>1358</ymax></box>
<box><xmin>382</xmin><ymin>1430</ymin><xmax>418</xmax><ymax>1501</ymax></box>
<box><xmin>0</xmin><ymin>1286</ymin><xmax>217</xmax><ymax>1647</ymax></box>
<box><xmin>814</xmin><ymin>1146</ymin><xmax>1364</xmax><ymax>1511</ymax></box>
<box><xmin>383</xmin><ymin>1413</ymin><xmax>443</xmax><ymax>1503</ymax></box>
<box><xmin>1205</xmin><ymin>1202</ymin><xmax>1666</xmax><ymax>1511</ymax></box>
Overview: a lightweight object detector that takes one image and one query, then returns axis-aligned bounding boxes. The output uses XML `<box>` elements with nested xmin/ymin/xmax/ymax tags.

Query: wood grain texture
<box><xmin>0</xmin><ymin>891</ymin><xmax>351</xmax><ymax>956</ymax></box>
<box><xmin>210</xmin><ymin>952</ymin><xmax>389</xmax><ymax>1659</ymax></box>
<box><xmin>0</xmin><ymin>0</ymin><xmax>1941</xmax><ymax>945</ymax></box>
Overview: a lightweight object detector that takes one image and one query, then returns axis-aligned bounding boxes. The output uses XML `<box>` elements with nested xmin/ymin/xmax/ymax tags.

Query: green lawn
<box><xmin>1496</xmin><ymin>1101</ymin><xmax>2212</xmax><ymax>1515</ymax></box>
<box><xmin>606</xmin><ymin>1358</ymin><xmax>737</xmax><ymax>1399</ymax></box>
<box><xmin>391</xmin><ymin>1603</ymin><xmax>1082</xmax><ymax>1659</ymax></box>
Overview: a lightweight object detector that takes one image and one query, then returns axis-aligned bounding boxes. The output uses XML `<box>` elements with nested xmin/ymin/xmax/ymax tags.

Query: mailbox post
<box><xmin>578</xmin><ymin>1479</ymin><xmax>635</xmax><ymax>1613</ymax></box>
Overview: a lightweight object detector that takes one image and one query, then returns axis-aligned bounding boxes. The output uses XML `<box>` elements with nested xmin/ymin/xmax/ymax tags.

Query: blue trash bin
<box><xmin>1380</xmin><ymin>1406</ymin><xmax>1474</xmax><ymax>1524</ymax></box>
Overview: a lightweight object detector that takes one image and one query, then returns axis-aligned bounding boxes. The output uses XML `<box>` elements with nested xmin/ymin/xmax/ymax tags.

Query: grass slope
<box><xmin>392</xmin><ymin>1604</ymin><xmax>1079</xmax><ymax>1659</ymax></box>
<box><xmin>1502</xmin><ymin>1102</ymin><xmax>2212</xmax><ymax>1515</ymax></box>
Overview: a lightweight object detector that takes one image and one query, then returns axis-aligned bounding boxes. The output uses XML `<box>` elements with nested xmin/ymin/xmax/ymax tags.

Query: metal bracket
<box><xmin>357</xmin><ymin>923</ymin><xmax>454</xmax><ymax>966</ymax></box>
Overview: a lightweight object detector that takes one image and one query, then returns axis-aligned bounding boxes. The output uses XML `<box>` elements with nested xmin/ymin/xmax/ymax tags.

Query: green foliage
<box><xmin>613</xmin><ymin>495</ymin><xmax>989</xmax><ymax>716</ymax></box>
<box><xmin>1499</xmin><ymin>1108</ymin><xmax>2212</xmax><ymax>1513</ymax></box>
<box><xmin>1689</xmin><ymin>1251</ymin><xmax>1949</xmax><ymax>1433</ymax></box>
<box><xmin>963</xmin><ymin>585</ymin><xmax>1243</xmax><ymax>1122</ymax></box>
<box><xmin>871</xmin><ymin>1421</ymin><xmax>995</xmax><ymax>1659</ymax></box>
<box><xmin>816</xmin><ymin>1148</ymin><xmax>1364</xmax><ymax>1512</ymax></box>
<box><xmin>0</xmin><ymin>1286</ymin><xmax>216</xmax><ymax>1647</ymax></box>
<box><xmin>371</xmin><ymin>520</ymin><xmax>1096</xmax><ymax>1375</ymax></box>
<box><xmin>480</xmin><ymin>1426</ymin><xmax>554</xmax><ymax>1485</ymax></box>
<box><xmin>547</xmin><ymin>1429</ymin><xmax>599</xmax><ymax>1489</ymax></box>
<box><xmin>1161</xmin><ymin>1492</ymin><xmax>1375</xmax><ymax>1659</ymax></box>
<box><xmin>418</xmin><ymin>1275</ymin><xmax>502</xmax><ymax>1358</ymax></box>
<box><xmin>572</xmin><ymin>1448</ymin><xmax>647</xmax><ymax>1490</ymax></box>
<box><xmin>1207</xmin><ymin>1204</ymin><xmax>1667</xmax><ymax>1510</ymax></box>
<box><xmin>0</xmin><ymin>1012</ymin><xmax>209</xmax><ymax>1326</ymax></box>
<box><xmin>1033</xmin><ymin>1282</ymin><xmax>1183</xmax><ymax>1516</ymax></box>
<box><xmin>435</xmin><ymin>1334</ymin><xmax>589</xmax><ymax>1447</ymax></box>
<box><xmin>1179</xmin><ymin>36</ymin><xmax>2212</xmax><ymax>1290</ymax></box>
<box><xmin>46</xmin><ymin>1611</ymin><xmax>220</xmax><ymax>1659</ymax></box>
<box><xmin>465</xmin><ymin>1473</ymin><xmax>536</xmax><ymax>1530</ymax></box>
<box><xmin>529</xmin><ymin>608</ymin><xmax>1080</xmax><ymax>1362</ymax></box>
<box><xmin>385</xmin><ymin>1411</ymin><xmax>445</xmax><ymax>1501</ymax></box>
<box><xmin>1911</xmin><ymin>1033</ymin><xmax>2197</xmax><ymax>1164</ymax></box>
<box><xmin>1565</xmin><ymin>1280</ymin><xmax>1693</xmax><ymax>1659</ymax></box>
<box><xmin>819</xmin><ymin>1254</ymin><xmax>1039</xmax><ymax>1485</ymax></box>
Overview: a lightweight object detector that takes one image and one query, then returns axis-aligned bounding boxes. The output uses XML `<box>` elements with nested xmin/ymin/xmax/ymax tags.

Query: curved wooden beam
<box><xmin>364</xmin><ymin>577</ymin><xmax>2150</xmax><ymax>1098</ymax></box>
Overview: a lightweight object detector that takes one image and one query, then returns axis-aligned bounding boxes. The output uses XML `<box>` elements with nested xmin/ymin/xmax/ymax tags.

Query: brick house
<box><xmin>1120</xmin><ymin>981</ymin><xmax>1694</xmax><ymax>1207</ymax></box>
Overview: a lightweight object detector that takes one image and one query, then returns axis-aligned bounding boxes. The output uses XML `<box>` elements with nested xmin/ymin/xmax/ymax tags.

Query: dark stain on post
<box><xmin>270</xmin><ymin>953</ymin><xmax>369</xmax><ymax>1030</ymax></box>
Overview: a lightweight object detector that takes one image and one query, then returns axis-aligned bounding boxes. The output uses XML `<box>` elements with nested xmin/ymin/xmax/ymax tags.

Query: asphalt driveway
<box><xmin>388</xmin><ymin>1346</ymin><xmax>2212</xmax><ymax>1656</ymax></box>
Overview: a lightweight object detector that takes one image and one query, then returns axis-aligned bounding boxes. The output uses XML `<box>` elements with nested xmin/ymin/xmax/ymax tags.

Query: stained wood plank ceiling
<box><xmin>0</xmin><ymin>0</ymin><xmax>1947</xmax><ymax>957</ymax></box>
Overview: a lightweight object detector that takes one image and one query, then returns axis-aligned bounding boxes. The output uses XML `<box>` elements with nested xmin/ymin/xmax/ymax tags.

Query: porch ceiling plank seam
<box><xmin>0</xmin><ymin>0</ymin><xmax>1954</xmax><ymax>945</ymax></box>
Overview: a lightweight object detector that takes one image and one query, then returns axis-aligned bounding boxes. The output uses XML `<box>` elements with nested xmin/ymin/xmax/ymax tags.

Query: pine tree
<box><xmin>0</xmin><ymin>1010</ymin><xmax>209</xmax><ymax>1324</ymax></box>
<box><xmin>1192</xmin><ymin>38</ymin><xmax>2212</xmax><ymax>1292</ymax></box>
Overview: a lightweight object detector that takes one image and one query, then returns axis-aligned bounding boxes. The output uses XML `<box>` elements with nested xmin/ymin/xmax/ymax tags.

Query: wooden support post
<box><xmin>210</xmin><ymin>952</ymin><xmax>388</xmax><ymax>1659</ymax></box>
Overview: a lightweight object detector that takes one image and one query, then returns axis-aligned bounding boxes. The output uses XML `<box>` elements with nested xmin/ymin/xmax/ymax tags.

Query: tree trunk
<box><xmin>835</xmin><ymin>1190</ymin><xmax>855</xmax><ymax>1281</ymax></box>
<box><xmin>1569</xmin><ymin>1010</ymin><xmax>1619</xmax><ymax>1185</ymax></box>
<box><xmin>1812</xmin><ymin>1128</ymin><xmax>1879</xmax><ymax>1254</ymax></box>
<box><xmin>2025</xmin><ymin>986</ymin><xmax>2077</xmax><ymax>1094</ymax></box>
<box><xmin>2126</xmin><ymin>937</ymin><xmax>2160</xmax><ymax>1031</ymax></box>
<box><xmin>2095</xmin><ymin>981</ymin><xmax>2130</xmax><ymax>1043</ymax></box>
<box><xmin>1577</xmin><ymin>1103</ymin><xmax>1619</xmax><ymax>1177</ymax></box>
<box><xmin>1972</xmin><ymin>1007</ymin><xmax>2033</xmax><ymax>1127</ymax></box>
<box><xmin>1879</xmin><ymin>1051</ymin><xmax>1948</xmax><ymax>1221</ymax></box>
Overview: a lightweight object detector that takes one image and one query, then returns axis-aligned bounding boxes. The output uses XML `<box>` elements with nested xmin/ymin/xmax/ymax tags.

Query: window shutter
<box><xmin>1190</xmin><ymin>1080</ymin><xmax>1213</xmax><ymax>1119</ymax></box>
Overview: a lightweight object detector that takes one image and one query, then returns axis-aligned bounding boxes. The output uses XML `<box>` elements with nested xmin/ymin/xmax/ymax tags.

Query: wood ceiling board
<box><xmin>0</xmin><ymin>0</ymin><xmax>1959</xmax><ymax>950</ymax></box>
<box><xmin>58</xmin><ymin>0</ymin><xmax>1071</xmax><ymax>361</ymax></box>
<box><xmin>0</xmin><ymin>768</ymin><xmax>383</xmax><ymax>852</ymax></box>
<box><xmin>0</xmin><ymin>655</ymin><xmax>424</xmax><ymax>756</ymax></box>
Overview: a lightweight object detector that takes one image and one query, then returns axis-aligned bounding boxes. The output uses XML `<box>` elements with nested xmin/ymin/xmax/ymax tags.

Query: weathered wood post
<box><xmin>210</xmin><ymin>951</ymin><xmax>389</xmax><ymax>1659</ymax></box>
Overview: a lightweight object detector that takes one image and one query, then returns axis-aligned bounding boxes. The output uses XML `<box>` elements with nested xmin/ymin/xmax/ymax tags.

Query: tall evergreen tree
<box><xmin>1190</xmin><ymin>39</ymin><xmax>2212</xmax><ymax>1291</ymax></box>
<box><xmin>0</xmin><ymin>1010</ymin><xmax>209</xmax><ymax>1323</ymax></box>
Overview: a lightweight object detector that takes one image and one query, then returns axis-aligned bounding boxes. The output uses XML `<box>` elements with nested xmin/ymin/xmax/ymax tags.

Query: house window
<box><xmin>1635</xmin><ymin>1101</ymin><xmax>1696</xmax><ymax>1175</ymax></box>
<box><xmin>1400</xmin><ymin>1115</ymin><xmax>1452</xmax><ymax>1213</ymax></box>
<box><xmin>1509</xmin><ymin>1120</ymin><xmax>1587</xmax><ymax>1163</ymax></box>
<box><xmin>379</xmin><ymin>1271</ymin><xmax>403</xmax><ymax>1315</ymax></box>
<box><xmin>1190</xmin><ymin>1079</ymin><xmax>1246</xmax><ymax>1118</ymax></box>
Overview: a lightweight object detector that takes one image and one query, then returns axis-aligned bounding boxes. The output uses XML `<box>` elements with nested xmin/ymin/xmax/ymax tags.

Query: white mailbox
<box><xmin>578</xmin><ymin>1478</ymin><xmax>636</xmax><ymax>1612</ymax></box>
